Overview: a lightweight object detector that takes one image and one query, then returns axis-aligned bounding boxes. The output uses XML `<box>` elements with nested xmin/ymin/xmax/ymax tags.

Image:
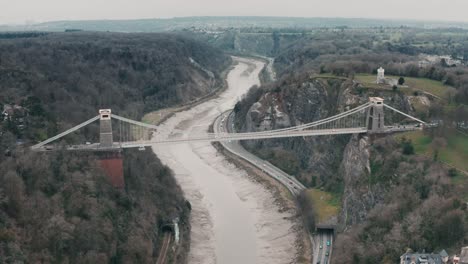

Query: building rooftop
<box><xmin>460</xmin><ymin>246</ymin><xmax>468</xmax><ymax>263</ymax></box>
<box><xmin>439</xmin><ymin>250</ymin><xmax>448</xmax><ymax>258</ymax></box>
<box><xmin>400</xmin><ymin>252</ymin><xmax>443</xmax><ymax>264</ymax></box>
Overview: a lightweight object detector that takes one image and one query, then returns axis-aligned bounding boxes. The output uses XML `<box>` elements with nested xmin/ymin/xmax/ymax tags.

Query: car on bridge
<box><xmin>326</xmin><ymin>240</ymin><xmax>330</xmax><ymax>246</ymax></box>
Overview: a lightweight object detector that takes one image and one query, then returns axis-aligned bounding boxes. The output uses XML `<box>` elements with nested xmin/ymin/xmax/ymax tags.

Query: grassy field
<box><xmin>355</xmin><ymin>74</ymin><xmax>456</xmax><ymax>99</ymax></box>
<box><xmin>314</xmin><ymin>73</ymin><xmax>348</xmax><ymax>80</ymax></box>
<box><xmin>395</xmin><ymin>130</ymin><xmax>468</xmax><ymax>173</ymax></box>
<box><xmin>306</xmin><ymin>189</ymin><xmax>340</xmax><ymax>223</ymax></box>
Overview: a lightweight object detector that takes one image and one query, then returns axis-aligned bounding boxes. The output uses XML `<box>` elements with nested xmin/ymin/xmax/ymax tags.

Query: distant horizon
<box><xmin>3</xmin><ymin>15</ymin><xmax>468</xmax><ymax>27</ymax></box>
<box><xmin>3</xmin><ymin>0</ymin><xmax>468</xmax><ymax>25</ymax></box>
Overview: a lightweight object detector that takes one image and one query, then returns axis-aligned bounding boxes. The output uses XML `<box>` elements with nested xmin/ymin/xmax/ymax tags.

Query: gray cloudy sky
<box><xmin>1</xmin><ymin>0</ymin><xmax>468</xmax><ymax>24</ymax></box>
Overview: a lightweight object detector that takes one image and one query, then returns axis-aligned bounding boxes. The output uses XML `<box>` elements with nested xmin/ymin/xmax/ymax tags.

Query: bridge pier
<box><xmin>99</xmin><ymin>109</ymin><xmax>113</xmax><ymax>148</ymax></box>
<box><xmin>366</xmin><ymin>97</ymin><xmax>385</xmax><ymax>133</ymax></box>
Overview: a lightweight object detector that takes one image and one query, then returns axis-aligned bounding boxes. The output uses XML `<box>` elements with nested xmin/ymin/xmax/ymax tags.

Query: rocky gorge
<box><xmin>234</xmin><ymin>73</ymin><xmax>467</xmax><ymax>262</ymax></box>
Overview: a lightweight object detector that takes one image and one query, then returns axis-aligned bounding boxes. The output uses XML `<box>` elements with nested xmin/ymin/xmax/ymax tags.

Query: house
<box><xmin>460</xmin><ymin>247</ymin><xmax>468</xmax><ymax>264</ymax></box>
<box><xmin>419</xmin><ymin>54</ymin><xmax>463</xmax><ymax>67</ymax></box>
<box><xmin>400</xmin><ymin>251</ymin><xmax>443</xmax><ymax>264</ymax></box>
<box><xmin>439</xmin><ymin>250</ymin><xmax>448</xmax><ymax>264</ymax></box>
<box><xmin>2</xmin><ymin>104</ymin><xmax>14</xmax><ymax>120</ymax></box>
<box><xmin>2</xmin><ymin>104</ymin><xmax>28</xmax><ymax>123</ymax></box>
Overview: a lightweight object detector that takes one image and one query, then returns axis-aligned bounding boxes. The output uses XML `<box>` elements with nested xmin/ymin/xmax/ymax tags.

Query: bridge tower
<box><xmin>99</xmin><ymin>109</ymin><xmax>113</xmax><ymax>148</ymax></box>
<box><xmin>366</xmin><ymin>97</ymin><xmax>385</xmax><ymax>133</ymax></box>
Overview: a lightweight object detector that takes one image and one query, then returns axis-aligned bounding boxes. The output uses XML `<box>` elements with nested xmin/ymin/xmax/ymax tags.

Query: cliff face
<box><xmin>236</xmin><ymin>76</ymin><xmax>411</xmax><ymax>192</ymax></box>
<box><xmin>339</xmin><ymin>135</ymin><xmax>382</xmax><ymax>227</ymax></box>
<box><xmin>238</xmin><ymin>78</ymin><xmax>352</xmax><ymax>190</ymax></box>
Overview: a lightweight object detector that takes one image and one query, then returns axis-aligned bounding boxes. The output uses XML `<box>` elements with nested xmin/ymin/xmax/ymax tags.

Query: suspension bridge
<box><xmin>30</xmin><ymin>97</ymin><xmax>427</xmax><ymax>152</ymax></box>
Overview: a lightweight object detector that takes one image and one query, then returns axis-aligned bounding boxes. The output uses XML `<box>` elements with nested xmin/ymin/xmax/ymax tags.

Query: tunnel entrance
<box><xmin>316</xmin><ymin>225</ymin><xmax>336</xmax><ymax>237</ymax></box>
<box><xmin>161</xmin><ymin>224</ymin><xmax>174</xmax><ymax>234</ymax></box>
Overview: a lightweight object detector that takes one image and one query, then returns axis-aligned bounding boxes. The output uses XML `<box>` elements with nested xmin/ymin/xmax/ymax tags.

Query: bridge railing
<box><xmin>200</xmin><ymin>102</ymin><xmax>371</xmax><ymax>138</ymax></box>
<box><xmin>31</xmin><ymin>115</ymin><xmax>100</xmax><ymax>150</ymax></box>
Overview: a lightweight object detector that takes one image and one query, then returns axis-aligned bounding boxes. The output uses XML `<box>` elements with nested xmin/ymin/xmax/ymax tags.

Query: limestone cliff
<box><xmin>237</xmin><ymin>76</ymin><xmax>411</xmax><ymax>191</ymax></box>
<box><xmin>339</xmin><ymin>135</ymin><xmax>380</xmax><ymax>227</ymax></box>
<box><xmin>237</xmin><ymin>78</ymin><xmax>352</xmax><ymax>190</ymax></box>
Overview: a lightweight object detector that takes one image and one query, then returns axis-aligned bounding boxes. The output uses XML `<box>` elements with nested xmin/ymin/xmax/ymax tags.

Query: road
<box><xmin>215</xmin><ymin>110</ymin><xmax>334</xmax><ymax>264</ymax></box>
<box><xmin>313</xmin><ymin>231</ymin><xmax>334</xmax><ymax>264</ymax></box>
<box><xmin>156</xmin><ymin>232</ymin><xmax>172</xmax><ymax>264</ymax></box>
<box><xmin>214</xmin><ymin>111</ymin><xmax>305</xmax><ymax>195</ymax></box>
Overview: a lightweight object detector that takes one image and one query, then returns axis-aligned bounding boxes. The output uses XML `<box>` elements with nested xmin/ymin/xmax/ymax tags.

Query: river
<box><xmin>152</xmin><ymin>57</ymin><xmax>297</xmax><ymax>264</ymax></box>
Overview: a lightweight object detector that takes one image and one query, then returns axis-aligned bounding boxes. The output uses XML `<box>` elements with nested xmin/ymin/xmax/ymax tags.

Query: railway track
<box><xmin>156</xmin><ymin>232</ymin><xmax>172</xmax><ymax>264</ymax></box>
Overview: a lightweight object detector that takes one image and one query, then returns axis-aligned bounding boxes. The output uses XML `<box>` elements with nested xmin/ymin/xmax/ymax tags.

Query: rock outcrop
<box><xmin>339</xmin><ymin>135</ymin><xmax>382</xmax><ymax>227</ymax></box>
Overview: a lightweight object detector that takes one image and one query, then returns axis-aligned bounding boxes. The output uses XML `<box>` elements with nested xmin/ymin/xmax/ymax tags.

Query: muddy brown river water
<box><xmin>152</xmin><ymin>57</ymin><xmax>297</xmax><ymax>264</ymax></box>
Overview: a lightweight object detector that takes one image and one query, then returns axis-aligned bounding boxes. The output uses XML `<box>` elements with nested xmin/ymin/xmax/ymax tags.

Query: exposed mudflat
<box><xmin>152</xmin><ymin>57</ymin><xmax>297</xmax><ymax>264</ymax></box>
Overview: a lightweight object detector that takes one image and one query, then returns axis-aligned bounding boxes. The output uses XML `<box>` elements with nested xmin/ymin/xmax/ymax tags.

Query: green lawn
<box><xmin>355</xmin><ymin>74</ymin><xmax>456</xmax><ymax>99</ymax></box>
<box><xmin>395</xmin><ymin>130</ymin><xmax>468</xmax><ymax>172</ymax></box>
<box><xmin>306</xmin><ymin>189</ymin><xmax>340</xmax><ymax>223</ymax></box>
<box><xmin>314</xmin><ymin>73</ymin><xmax>348</xmax><ymax>80</ymax></box>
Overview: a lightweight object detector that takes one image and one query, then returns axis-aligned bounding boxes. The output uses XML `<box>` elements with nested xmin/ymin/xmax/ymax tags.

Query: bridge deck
<box><xmin>34</xmin><ymin>126</ymin><xmax>422</xmax><ymax>152</ymax></box>
<box><xmin>30</xmin><ymin>101</ymin><xmax>426</xmax><ymax>152</ymax></box>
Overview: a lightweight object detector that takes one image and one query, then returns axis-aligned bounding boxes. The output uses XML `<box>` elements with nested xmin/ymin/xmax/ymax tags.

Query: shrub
<box><xmin>398</xmin><ymin>77</ymin><xmax>405</xmax><ymax>85</ymax></box>
<box><xmin>297</xmin><ymin>191</ymin><xmax>316</xmax><ymax>233</ymax></box>
<box><xmin>448</xmin><ymin>168</ymin><xmax>458</xmax><ymax>177</ymax></box>
<box><xmin>401</xmin><ymin>139</ymin><xmax>415</xmax><ymax>155</ymax></box>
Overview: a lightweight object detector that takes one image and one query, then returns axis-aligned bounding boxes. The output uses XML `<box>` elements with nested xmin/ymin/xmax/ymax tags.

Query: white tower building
<box><xmin>377</xmin><ymin>67</ymin><xmax>385</xmax><ymax>84</ymax></box>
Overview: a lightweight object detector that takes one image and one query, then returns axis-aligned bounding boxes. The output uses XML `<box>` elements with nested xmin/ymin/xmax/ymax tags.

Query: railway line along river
<box><xmin>152</xmin><ymin>57</ymin><xmax>299</xmax><ymax>264</ymax></box>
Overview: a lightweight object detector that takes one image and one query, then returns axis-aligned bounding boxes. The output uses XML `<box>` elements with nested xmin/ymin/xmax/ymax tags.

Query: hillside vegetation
<box><xmin>0</xmin><ymin>32</ymin><xmax>230</xmax><ymax>144</ymax></box>
<box><xmin>0</xmin><ymin>149</ymin><xmax>190</xmax><ymax>263</ymax></box>
<box><xmin>0</xmin><ymin>32</ymin><xmax>230</xmax><ymax>263</ymax></box>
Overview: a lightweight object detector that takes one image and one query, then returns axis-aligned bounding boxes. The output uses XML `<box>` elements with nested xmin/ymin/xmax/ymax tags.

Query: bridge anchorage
<box><xmin>30</xmin><ymin>97</ymin><xmax>427</xmax><ymax>152</ymax></box>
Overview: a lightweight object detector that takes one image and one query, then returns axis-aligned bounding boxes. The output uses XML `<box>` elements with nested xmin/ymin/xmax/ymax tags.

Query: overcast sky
<box><xmin>1</xmin><ymin>0</ymin><xmax>468</xmax><ymax>25</ymax></box>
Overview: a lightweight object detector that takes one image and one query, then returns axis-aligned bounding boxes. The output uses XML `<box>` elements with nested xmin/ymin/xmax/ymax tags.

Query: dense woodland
<box><xmin>0</xmin><ymin>32</ymin><xmax>230</xmax><ymax>144</ymax></box>
<box><xmin>0</xmin><ymin>149</ymin><xmax>190</xmax><ymax>263</ymax></box>
<box><xmin>0</xmin><ymin>32</ymin><xmax>230</xmax><ymax>262</ymax></box>
<box><xmin>334</xmin><ymin>137</ymin><xmax>468</xmax><ymax>263</ymax></box>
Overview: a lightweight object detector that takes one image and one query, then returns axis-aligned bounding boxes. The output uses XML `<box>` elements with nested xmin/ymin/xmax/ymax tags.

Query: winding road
<box><xmin>214</xmin><ymin>110</ymin><xmax>305</xmax><ymax>195</ymax></box>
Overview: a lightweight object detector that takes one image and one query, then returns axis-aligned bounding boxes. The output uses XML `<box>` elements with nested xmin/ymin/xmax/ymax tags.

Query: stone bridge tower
<box><xmin>366</xmin><ymin>97</ymin><xmax>385</xmax><ymax>133</ymax></box>
<box><xmin>99</xmin><ymin>109</ymin><xmax>113</xmax><ymax>148</ymax></box>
